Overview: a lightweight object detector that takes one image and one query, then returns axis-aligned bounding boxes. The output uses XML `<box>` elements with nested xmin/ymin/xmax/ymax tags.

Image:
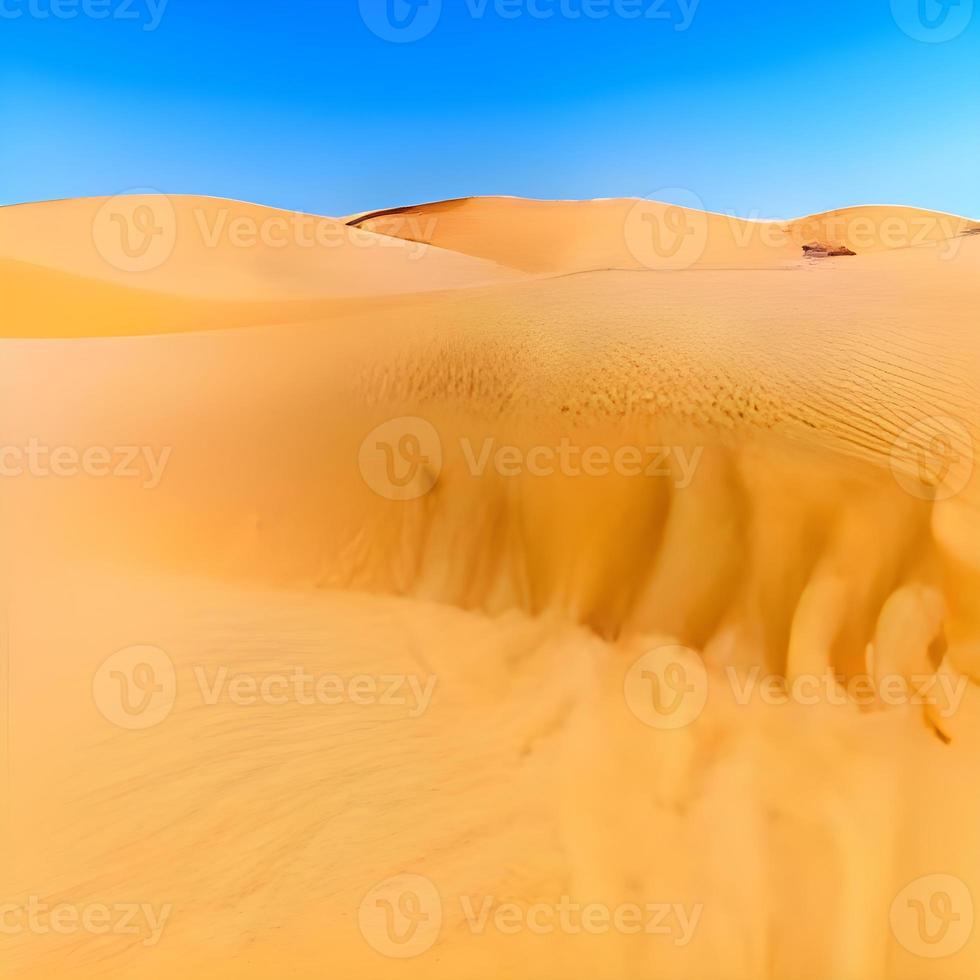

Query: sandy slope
<box><xmin>348</xmin><ymin>195</ymin><xmax>978</xmax><ymax>273</ymax></box>
<box><xmin>2</xmin><ymin>196</ymin><xmax>980</xmax><ymax>979</ymax></box>
<box><xmin>0</xmin><ymin>196</ymin><xmax>522</xmax><ymax>335</ymax></box>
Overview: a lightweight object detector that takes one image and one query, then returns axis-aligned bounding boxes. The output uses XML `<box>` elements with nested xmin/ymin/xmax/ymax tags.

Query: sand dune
<box><xmin>2</xmin><ymin>195</ymin><xmax>980</xmax><ymax>979</ymax></box>
<box><xmin>4</xmin><ymin>193</ymin><xmax>976</xmax><ymax>337</ymax></box>
<box><xmin>348</xmin><ymin>195</ymin><xmax>979</xmax><ymax>275</ymax></box>
<box><xmin>0</xmin><ymin>195</ymin><xmax>521</xmax><ymax>335</ymax></box>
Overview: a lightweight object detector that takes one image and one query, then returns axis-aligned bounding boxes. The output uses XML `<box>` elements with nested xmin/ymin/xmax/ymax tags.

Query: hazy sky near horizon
<box><xmin>1</xmin><ymin>0</ymin><xmax>977</xmax><ymax>218</ymax></box>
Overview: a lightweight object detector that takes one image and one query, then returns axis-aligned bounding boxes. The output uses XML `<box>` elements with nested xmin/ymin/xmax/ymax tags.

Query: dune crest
<box><xmin>0</xmin><ymin>195</ymin><xmax>522</xmax><ymax>336</ymax></box>
<box><xmin>349</xmin><ymin>195</ymin><xmax>978</xmax><ymax>275</ymax></box>
<box><xmin>4</xmin><ymin>195</ymin><xmax>976</xmax><ymax>339</ymax></box>
<box><xmin>2</xmin><ymin>193</ymin><xmax>980</xmax><ymax>979</ymax></box>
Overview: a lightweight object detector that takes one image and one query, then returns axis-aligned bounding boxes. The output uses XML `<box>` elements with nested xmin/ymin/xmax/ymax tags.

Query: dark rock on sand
<box><xmin>802</xmin><ymin>241</ymin><xmax>857</xmax><ymax>257</ymax></box>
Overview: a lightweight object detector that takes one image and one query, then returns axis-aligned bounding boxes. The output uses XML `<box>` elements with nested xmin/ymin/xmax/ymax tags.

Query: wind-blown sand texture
<box><xmin>1</xmin><ymin>194</ymin><xmax>979</xmax><ymax>979</ymax></box>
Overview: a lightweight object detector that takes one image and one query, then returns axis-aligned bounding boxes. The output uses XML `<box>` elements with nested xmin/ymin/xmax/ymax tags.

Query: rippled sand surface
<box><xmin>1</xmin><ymin>195</ymin><xmax>979</xmax><ymax>978</ymax></box>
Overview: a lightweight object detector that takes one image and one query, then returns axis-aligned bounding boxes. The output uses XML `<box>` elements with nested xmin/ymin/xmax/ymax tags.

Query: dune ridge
<box><xmin>348</xmin><ymin>195</ymin><xmax>979</xmax><ymax>274</ymax></box>
<box><xmin>2</xmin><ymin>193</ymin><xmax>980</xmax><ymax>979</ymax></box>
<box><xmin>3</xmin><ymin>194</ymin><xmax>977</xmax><ymax>338</ymax></box>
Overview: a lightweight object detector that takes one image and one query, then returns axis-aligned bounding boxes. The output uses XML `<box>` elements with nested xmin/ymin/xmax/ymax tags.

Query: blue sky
<box><xmin>1</xmin><ymin>0</ymin><xmax>977</xmax><ymax>218</ymax></box>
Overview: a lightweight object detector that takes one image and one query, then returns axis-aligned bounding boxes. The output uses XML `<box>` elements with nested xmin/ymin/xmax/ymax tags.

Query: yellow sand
<box><xmin>1</xmin><ymin>194</ymin><xmax>979</xmax><ymax>979</ymax></box>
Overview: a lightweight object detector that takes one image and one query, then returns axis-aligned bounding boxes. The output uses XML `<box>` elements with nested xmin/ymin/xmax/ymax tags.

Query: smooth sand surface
<box><xmin>0</xmin><ymin>196</ymin><xmax>522</xmax><ymax>336</ymax></box>
<box><xmin>349</xmin><ymin>195</ymin><xmax>978</xmax><ymax>272</ymax></box>
<box><xmin>2</xmin><ymin>195</ymin><xmax>979</xmax><ymax>978</ymax></box>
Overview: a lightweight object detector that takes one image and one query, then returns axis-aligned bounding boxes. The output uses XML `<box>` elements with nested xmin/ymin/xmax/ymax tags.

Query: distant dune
<box><xmin>2</xmin><ymin>194</ymin><xmax>980</xmax><ymax>980</ymax></box>
<box><xmin>348</xmin><ymin>195</ymin><xmax>978</xmax><ymax>274</ymax></box>
<box><xmin>2</xmin><ymin>194</ymin><xmax>976</xmax><ymax>338</ymax></box>
<box><xmin>0</xmin><ymin>195</ymin><xmax>521</xmax><ymax>336</ymax></box>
